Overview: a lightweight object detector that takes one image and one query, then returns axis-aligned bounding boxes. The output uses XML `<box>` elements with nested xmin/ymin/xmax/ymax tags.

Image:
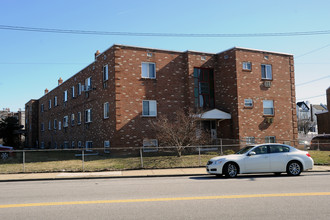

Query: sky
<box><xmin>0</xmin><ymin>0</ymin><xmax>329</xmax><ymax>111</ymax></box>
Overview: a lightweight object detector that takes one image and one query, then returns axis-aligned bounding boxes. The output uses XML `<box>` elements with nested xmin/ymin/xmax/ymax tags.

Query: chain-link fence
<box><xmin>1</xmin><ymin>138</ymin><xmax>329</xmax><ymax>174</ymax></box>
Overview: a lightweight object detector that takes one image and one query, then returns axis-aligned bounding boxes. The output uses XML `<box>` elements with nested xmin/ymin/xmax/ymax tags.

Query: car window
<box><xmin>270</xmin><ymin>145</ymin><xmax>290</xmax><ymax>153</ymax></box>
<box><xmin>251</xmin><ymin>145</ymin><xmax>268</xmax><ymax>154</ymax></box>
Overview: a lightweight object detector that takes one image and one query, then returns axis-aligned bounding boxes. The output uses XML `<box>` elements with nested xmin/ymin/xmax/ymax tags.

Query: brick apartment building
<box><xmin>25</xmin><ymin>44</ymin><xmax>298</xmax><ymax>151</ymax></box>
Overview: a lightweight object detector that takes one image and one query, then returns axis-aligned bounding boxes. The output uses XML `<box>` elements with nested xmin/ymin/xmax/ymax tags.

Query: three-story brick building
<box><xmin>25</xmin><ymin>44</ymin><xmax>298</xmax><ymax>151</ymax></box>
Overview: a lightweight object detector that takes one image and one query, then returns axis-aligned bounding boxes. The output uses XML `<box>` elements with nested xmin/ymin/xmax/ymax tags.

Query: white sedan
<box><xmin>206</xmin><ymin>143</ymin><xmax>314</xmax><ymax>177</ymax></box>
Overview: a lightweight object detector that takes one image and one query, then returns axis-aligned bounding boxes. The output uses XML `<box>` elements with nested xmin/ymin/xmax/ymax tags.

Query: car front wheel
<box><xmin>224</xmin><ymin>162</ymin><xmax>238</xmax><ymax>178</ymax></box>
<box><xmin>1</xmin><ymin>152</ymin><xmax>9</xmax><ymax>160</ymax></box>
<box><xmin>287</xmin><ymin>161</ymin><xmax>302</xmax><ymax>176</ymax></box>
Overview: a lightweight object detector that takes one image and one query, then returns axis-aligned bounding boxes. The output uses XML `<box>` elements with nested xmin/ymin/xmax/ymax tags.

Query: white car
<box><xmin>206</xmin><ymin>143</ymin><xmax>314</xmax><ymax>177</ymax></box>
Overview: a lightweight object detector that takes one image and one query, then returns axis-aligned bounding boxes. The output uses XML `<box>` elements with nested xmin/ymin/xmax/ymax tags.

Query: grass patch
<box><xmin>0</xmin><ymin>150</ymin><xmax>328</xmax><ymax>174</ymax></box>
<box><xmin>309</xmin><ymin>150</ymin><xmax>330</xmax><ymax>165</ymax></box>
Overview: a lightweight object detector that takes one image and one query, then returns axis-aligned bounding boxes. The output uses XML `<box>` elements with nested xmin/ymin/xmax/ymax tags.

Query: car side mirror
<box><xmin>248</xmin><ymin>151</ymin><xmax>256</xmax><ymax>156</ymax></box>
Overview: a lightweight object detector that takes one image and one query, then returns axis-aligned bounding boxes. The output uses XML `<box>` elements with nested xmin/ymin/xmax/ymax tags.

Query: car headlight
<box><xmin>214</xmin><ymin>159</ymin><xmax>224</xmax><ymax>165</ymax></box>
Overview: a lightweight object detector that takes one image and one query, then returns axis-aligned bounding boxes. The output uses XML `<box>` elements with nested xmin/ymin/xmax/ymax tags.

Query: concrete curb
<box><xmin>0</xmin><ymin>167</ymin><xmax>329</xmax><ymax>183</ymax></box>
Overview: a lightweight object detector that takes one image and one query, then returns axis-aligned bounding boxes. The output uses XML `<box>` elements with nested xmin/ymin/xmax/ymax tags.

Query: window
<box><xmin>59</xmin><ymin>121</ymin><xmax>62</xmax><ymax>130</ymax></box>
<box><xmin>71</xmin><ymin>114</ymin><xmax>75</xmax><ymax>126</ymax></box>
<box><xmin>71</xmin><ymin>141</ymin><xmax>75</xmax><ymax>149</ymax></box>
<box><xmin>41</xmin><ymin>104</ymin><xmax>44</xmax><ymax>112</ymax></box>
<box><xmin>63</xmin><ymin>116</ymin><xmax>68</xmax><ymax>127</ymax></box>
<box><xmin>270</xmin><ymin>145</ymin><xmax>290</xmax><ymax>153</ymax></box>
<box><xmin>64</xmin><ymin>90</ymin><xmax>68</xmax><ymax>102</ymax></box>
<box><xmin>243</xmin><ymin>62</ymin><xmax>251</xmax><ymax>70</ymax></box>
<box><xmin>141</xmin><ymin>62</ymin><xmax>156</xmax><ymax>79</ymax></box>
<box><xmin>263</xmin><ymin>100</ymin><xmax>274</xmax><ymax>115</ymax></box>
<box><xmin>104</xmin><ymin>102</ymin><xmax>109</xmax><ymax>119</ymax></box>
<box><xmin>261</xmin><ymin>64</ymin><xmax>272</xmax><ymax>80</ymax></box>
<box><xmin>265</xmin><ymin>136</ymin><xmax>276</xmax><ymax>143</ymax></box>
<box><xmin>143</xmin><ymin>139</ymin><xmax>158</xmax><ymax>152</ymax></box>
<box><xmin>85</xmin><ymin>109</ymin><xmax>92</xmax><ymax>123</ymax></box>
<box><xmin>41</xmin><ymin>142</ymin><xmax>45</xmax><ymax>149</ymax></box>
<box><xmin>78</xmin><ymin>141</ymin><xmax>82</xmax><ymax>148</ymax></box>
<box><xmin>103</xmin><ymin>65</ymin><xmax>108</xmax><ymax>81</ymax></box>
<box><xmin>244</xmin><ymin>99</ymin><xmax>253</xmax><ymax>107</ymax></box>
<box><xmin>78</xmin><ymin>83</ymin><xmax>82</xmax><ymax>95</ymax></box>
<box><xmin>85</xmin><ymin>77</ymin><xmax>92</xmax><ymax>91</ymax></box>
<box><xmin>64</xmin><ymin>141</ymin><xmax>69</xmax><ymax>149</ymax></box>
<box><xmin>251</xmin><ymin>145</ymin><xmax>268</xmax><ymax>154</ymax></box>
<box><xmin>245</xmin><ymin>137</ymin><xmax>255</xmax><ymax>144</ymax></box>
<box><xmin>48</xmin><ymin>100</ymin><xmax>51</xmax><ymax>109</ymax></box>
<box><xmin>104</xmin><ymin>141</ymin><xmax>110</xmax><ymax>153</ymax></box>
<box><xmin>48</xmin><ymin>120</ymin><xmax>51</xmax><ymax>130</ymax></box>
<box><xmin>193</xmin><ymin>68</ymin><xmax>215</xmax><ymax>109</ymax></box>
<box><xmin>41</xmin><ymin>123</ymin><xmax>44</xmax><ymax>131</ymax></box>
<box><xmin>71</xmin><ymin>86</ymin><xmax>75</xmax><ymax>98</ymax></box>
<box><xmin>77</xmin><ymin>112</ymin><xmax>81</xmax><ymax>124</ymax></box>
<box><xmin>142</xmin><ymin>100</ymin><xmax>157</xmax><ymax>116</ymax></box>
<box><xmin>86</xmin><ymin>141</ymin><xmax>93</xmax><ymax>151</ymax></box>
<box><xmin>54</xmin><ymin>119</ymin><xmax>57</xmax><ymax>129</ymax></box>
<box><xmin>54</xmin><ymin>96</ymin><xmax>57</xmax><ymax>106</ymax></box>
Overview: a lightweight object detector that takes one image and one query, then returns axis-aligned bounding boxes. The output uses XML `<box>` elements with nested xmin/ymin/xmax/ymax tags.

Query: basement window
<box><xmin>143</xmin><ymin>139</ymin><xmax>158</xmax><ymax>152</ymax></box>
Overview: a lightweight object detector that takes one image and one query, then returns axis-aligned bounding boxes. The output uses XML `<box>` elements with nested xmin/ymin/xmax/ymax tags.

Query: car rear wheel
<box><xmin>224</xmin><ymin>162</ymin><xmax>238</xmax><ymax>178</ymax></box>
<box><xmin>1</xmin><ymin>152</ymin><xmax>9</xmax><ymax>160</ymax></box>
<box><xmin>287</xmin><ymin>161</ymin><xmax>302</xmax><ymax>176</ymax></box>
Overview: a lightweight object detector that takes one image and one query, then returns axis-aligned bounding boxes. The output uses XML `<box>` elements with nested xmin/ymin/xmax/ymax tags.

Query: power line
<box><xmin>297</xmin><ymin>94</ymin><xmax>326</xmax><ymax>101</ymax></box>
<box><xmin>2</xmin><ymin>25</ymin><xmax>330</xmax><ymax>37</ymax></box>
<box><xmin>295</xmin><ymin>44</ymin><xmax>330</xmax><ymax>59</ymax></box>
<box><xmin>296</xmin><ymin>75</ymin><xmax>330</xmax><ymax>86</ymax></box>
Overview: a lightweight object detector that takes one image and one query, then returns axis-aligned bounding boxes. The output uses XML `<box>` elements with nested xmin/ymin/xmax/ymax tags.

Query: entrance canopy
<box><xmin>195</xmin><ymin>109</ymin><xmax>231</xmax><ymax>120</ymax></box>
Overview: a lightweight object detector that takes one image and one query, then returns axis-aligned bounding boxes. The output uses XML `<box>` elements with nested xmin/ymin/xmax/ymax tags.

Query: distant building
<box><xmin>316</xmin><ymin>87</ymin><xmax>330</xmax><ymax>134</ymax></box>
<box><xmin>0</xmin><ymin>108</ymin><xmax>25</xmax><ymax>146</ymax></box>
<box><xmin>25</xmin><ymin>44</ymin><xmax>298</xmax><ymax>151</ymax></box>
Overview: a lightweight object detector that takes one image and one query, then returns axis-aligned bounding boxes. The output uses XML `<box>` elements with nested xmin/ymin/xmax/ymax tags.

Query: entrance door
<box><xmin>202</xmin><ymin>120</ymin><xmax>217</xmax><ymax>140</ymax></box>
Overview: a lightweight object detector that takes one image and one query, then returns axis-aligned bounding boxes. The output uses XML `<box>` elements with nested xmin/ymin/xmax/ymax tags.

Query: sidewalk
<box><xmin>0</xmin><ymin>166</ymin><xmax>329</xmax><ymax>182</ymax></box>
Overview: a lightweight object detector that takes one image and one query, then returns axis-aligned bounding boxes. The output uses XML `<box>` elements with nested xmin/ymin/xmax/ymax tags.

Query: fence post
<box><xmin>22</xmin><ymin>150</ymin><xmax>25</xmax><ymax>173</ymax></box>
<box><xmin>82</xmin><ymin>149</ymin><xmax>85</xmax><ymax>172</ymax></box>
<box><xmin>220</xmin><ymin>139</ymin><xmax>223</xmax><ymax>155</ymax></box>
<box><xmin>140</xmin><ymin>148</ymin><xmax>144</xmax><ymax>168</ymax></box>
<box><xmin>317</xmin><ymin>140</ymin><xmax>320</xmax><ymax>151</ymax></box>
<box><xmin>198</xmin><ymin>147</ymin><xmax>201</xmax><ymax>166</ymax></box>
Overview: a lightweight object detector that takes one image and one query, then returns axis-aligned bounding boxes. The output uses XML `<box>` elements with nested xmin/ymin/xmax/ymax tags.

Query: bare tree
<box><xmin>151</xmin><ymin>108</ymin><xmax>209</xmax><ymax>157</ymax></box>
<box><xmin>298</xmin><ymin>119</ymin><xmax>313</xmax><ymax>134</ymax></box>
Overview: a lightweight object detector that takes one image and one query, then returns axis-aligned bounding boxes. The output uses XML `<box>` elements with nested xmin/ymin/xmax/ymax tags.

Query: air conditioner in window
<box><xmin>264</xmin><ymin>81</ymin><xmax>271</xmax><ymax>88</ymax></box>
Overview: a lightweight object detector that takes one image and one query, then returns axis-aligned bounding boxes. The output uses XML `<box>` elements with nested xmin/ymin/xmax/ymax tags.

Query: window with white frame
<box><xmin>71</xmin><ymin>86</ymin><xmax>75</xmax><ymax>98</ymax></box>
<box><xmin>71</xmin><ymin>113</ymin><xmax>75</xmax><ymax>126</ymax></box>
<box><xmin>104</xmin><ymin>102</ymin><xmax>109</xmax><ymax>119</ymax></box>
<box><xmin>41</xmin><ymin>104</ymin><xmax>44</xmax><ymax>112</ymax></box>
<box><xmin>48</xmin><ymin>100</ymin><xmax>51</xmax><ymax>109</ymax></box>
<box><xmin>41</xmin><ymin>123</ymin><xmax>44</xmax><ymax>131</ymax></box>
<box><xmin>78</xmin><ymin>141</ymin><xmax>82</xmax><ymax>148</ymax></box>
<box><xmin>143</xmin><ymin>139</ymin><xmax>158</xmax><ymax>152</ymax></box>
<box><xmin>265</xmin><ymin>136</ymin><xmax>276</xmax><ymax>143</ymax></box>
<box><xmin>54</xmin><ymin>119</ymin><xmax>57</xmax><ymax>129</ymax></box>
<box><xmin>244</xmin><ymin>99</ymin><xmax>253</xmax><ymax>107</ymax></box>
<box><xmin>78</xmin><ymin>83</ymin><xmax>81</xmax><ymax>95</ymax></box>
<box><xmin>141</xmin><ymin>62</ymin><xmax>156</xmax><ymax>79</ymax></box>
<box><xmin>261</xmin><ymin>64</ymin><xmax>272</xmax><ymax>80</ymax></box>
<box><xmin>48</xmin><ymin>120</ymin><xmax>51</xmax><ymax>130</ymax></box>
<box><xmin>63</xmin><ymin>116</ymin><xmax>69</xmax><ymax>127</ymax></box>
<box><xmin>104</xmin><ymin>140</ymin><xmax>110</xmax><ymax>153</ymax></box>
<box><xmin>142</xmin><ymin>100</ymin><xmax>157</xmax><ymax>116</ymax></box>
<box><xmin>85</xmin><ymin>109</ymin><xmax>92</xmax><ymax>123</ymax></box>
<box><xmin>263</xmin><ymin>100</ymin><xmax>274</xmax><ymax>115</ymax></box>
<box><xmin>85</xmin><ymin>77</ymin><xmax>92</xmax><ymax>91</ymax></box>
<box><xmin>71</xmin><ymin>141</ymin><xmax>75</xmax><ymax>149</ymax></box>
<box><xmin>77</xmin><ymin>112</ymin><xmax>81</xmax><ymax>124</ymax></box>
<box><xmin>64</xmin><ymin>90</ymin><xmax>68</xmax><ymax>102</ymax></box>
<box><xmin>54</xmin><ymin>96</ymin><xmax>57</xmax><ymax>106</ymax></box>
<box><xmin>245</xmin><ymin>137</ymin><xmax>255</xmax><ymax>144</ymax></box>
<box><xmin>85</xmin><ymin>141</ymin><xmax>93</xmax><ymax>151</ymax></box>
<box><xmin>243</xmin><ymin>62</ymin><xmax>252</xmax><ymax>70</ymax></box>
<box><xmin>103</xmin><ymin>65</ymin><xmax>108</xmax><ymax>81</ymax></box>
<box><xmin>59</xmin><ymin>121</ymin><xmax>61</xmax><ymax>130</ymax></box>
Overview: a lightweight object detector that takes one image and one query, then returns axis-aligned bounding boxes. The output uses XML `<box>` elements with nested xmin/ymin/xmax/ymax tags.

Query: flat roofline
<box><xmin>218</xmin><ymin>47</ymin><xmax>293</xmax><ymax>56</ymax></box>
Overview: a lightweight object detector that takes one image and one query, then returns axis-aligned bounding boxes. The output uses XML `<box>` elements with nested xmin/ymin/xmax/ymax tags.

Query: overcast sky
<box><xmin>0</xmin><ymin>0</ymin><xmax>329</xmax><ymax>111</ymax></box>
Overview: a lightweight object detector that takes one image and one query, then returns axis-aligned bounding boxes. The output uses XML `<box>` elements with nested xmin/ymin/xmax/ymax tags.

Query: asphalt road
<box><xmin>1</xmin><ymin>172</ymin><xmax>330</xmax><ymax>220</ymax></box>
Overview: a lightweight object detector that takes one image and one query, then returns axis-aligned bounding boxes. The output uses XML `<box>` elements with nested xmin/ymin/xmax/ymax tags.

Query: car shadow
<box><xmin>189</xmin><ymin>173</ymin><xmax>313</xmax><ymax>181</ymax></box>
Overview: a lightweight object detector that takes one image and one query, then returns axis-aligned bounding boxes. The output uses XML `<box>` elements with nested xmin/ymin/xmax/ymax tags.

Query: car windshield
<box><xmin>236</xmin><ymin>146</ymin><xmax>255</xmax><ymax>154</ymax></box>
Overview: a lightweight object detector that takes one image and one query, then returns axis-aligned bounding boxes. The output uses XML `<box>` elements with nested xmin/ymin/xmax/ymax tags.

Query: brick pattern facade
<box><xmin>26</xmin><ymin>45</ymin><xmax>298</xmax><ymax>150</ymax></box>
